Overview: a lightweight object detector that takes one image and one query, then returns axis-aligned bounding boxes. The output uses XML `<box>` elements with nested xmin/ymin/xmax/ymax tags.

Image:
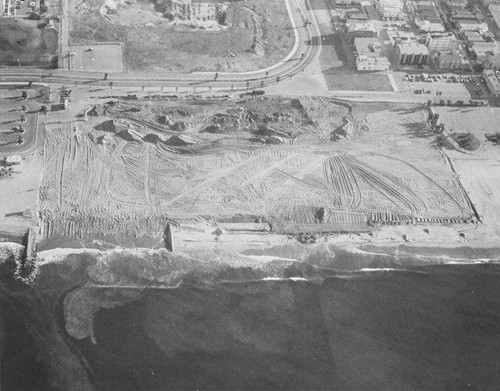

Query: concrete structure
<box><xmin>425</xmin><ymin>33</ymin><xmax>459</xmax><ymax>52</ymax></box>
<box><xmin>456</xmin><ymin>19</ymin><xmax>489</xmax><ymax>33</ymax></box>
<box><xmin>435</xmin><ymin>52</ymin><xmax>470</xmax><ymax>70</ymax></box>
<box><xmin>483</xmin><ymin>69</ymin><xmax>500</xmax><ymax>96</ymax></box>
<box><xmin>5</xmin><ymin>155</ymin><xmax>22</xmax><ymax>165</ymax></box>
<box><xmin>395</xmin><ymin>42</ymin><xmax>430</xmax><ymax>65</ymax></box>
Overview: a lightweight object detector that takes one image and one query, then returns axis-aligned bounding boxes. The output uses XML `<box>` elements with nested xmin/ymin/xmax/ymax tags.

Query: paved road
<box><xmin>0</xmin><ymin>0</ymin><xmax>322</xmax><ymax>91</ymax></box>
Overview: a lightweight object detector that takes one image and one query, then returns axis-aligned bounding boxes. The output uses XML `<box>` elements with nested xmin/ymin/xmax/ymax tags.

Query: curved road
<box><xmin>0</xmin><ymin>0</ymin><xmax>321</xmax><ymax>90</ymax></box>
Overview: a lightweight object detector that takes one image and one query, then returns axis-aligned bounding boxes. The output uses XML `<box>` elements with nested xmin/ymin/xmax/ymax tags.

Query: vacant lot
<box><xmin>0</xmin><ymin>19</ymin><xmax>58</xmax><ymax>68</ymax></box>
<box><xmin>37</xmin><ymin>97</ymin><xmax>473</xmax><ymax>245</ymax></box>
<box><xmin>69</xmin><ymin>0</ymin><xmax>294</xmax><ymax>73</ymax></box>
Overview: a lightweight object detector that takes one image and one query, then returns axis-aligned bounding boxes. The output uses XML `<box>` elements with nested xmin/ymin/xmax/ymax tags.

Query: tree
<box><xmin>21</xmin><ymin>91</ymin><xmax>28</xmax><ymax>99</ymax></box>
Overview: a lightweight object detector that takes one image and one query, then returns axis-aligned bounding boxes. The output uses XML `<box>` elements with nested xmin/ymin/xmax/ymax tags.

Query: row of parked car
<box><xmin>402</xmin><ymin>73</ymin><xmax>484</xmax><ymax>84</ymax></box>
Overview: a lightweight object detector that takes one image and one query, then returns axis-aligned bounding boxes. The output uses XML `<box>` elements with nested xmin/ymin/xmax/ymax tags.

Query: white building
<box><xmin>456</xmin><ymin>19</ymin><xmax>489</xmax><ymax>34</ymax></box>
<box><xmin>425</xmin><ymin>33</ymin><xmax>459</xmax><ymax>52</ymax></box>
<box><xmin>416</xmin><ymin>19</ymin><xmax>445</xmax><ymax>32</ymax></box>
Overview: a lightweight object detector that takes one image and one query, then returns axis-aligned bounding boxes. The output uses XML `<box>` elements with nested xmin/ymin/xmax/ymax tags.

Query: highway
<box><xmin>0</xmin><ymin>0</ymin><xmax>322</xmax><ymax>91</ymax></box>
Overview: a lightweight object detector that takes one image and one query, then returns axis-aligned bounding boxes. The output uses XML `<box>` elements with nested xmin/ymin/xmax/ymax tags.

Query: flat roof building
<box><xmin>425</xmin><ymin>33</ymin><xmax>459</xmax><ymax>52</ymax></box>
<box><xmin>435</xmin><ymin>52</ymin><xmax>470</xmax><ymax>70</ymax></box>
<box><xmin>379</xmin><ymin>29</ymin><xmax>417</xmax><ymax>46</ymax></box>
<box><xmin>395</xmin><ymin>42</ymin><xmax>430</xmax><ymax>65</ymax></box>
<box><xmin>483</xmin><ymin>69</ymin><xmax>500</xmax><ymax>96</ymax></box>
<box><xmin>456</xmin><ymin>19</ymin><xmax>489</xmax><ymax>33</ymax></box>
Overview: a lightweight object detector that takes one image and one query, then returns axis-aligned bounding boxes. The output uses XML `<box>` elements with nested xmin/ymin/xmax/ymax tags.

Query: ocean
<box><xmin>1</xmin><ymin>244</ymin><xmax>500</xmax><ymax>391</ymax></box>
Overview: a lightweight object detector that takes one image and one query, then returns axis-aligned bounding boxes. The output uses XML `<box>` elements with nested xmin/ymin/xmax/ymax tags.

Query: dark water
<box><xmin>77</xmin><ymin>264</ymin><xmax>500</xmax><ymax>391</ymax></box>
<box><xmin>2</xmin><ymin>248</ymin><xmax>500</xmax><ymax>391</ymax></box>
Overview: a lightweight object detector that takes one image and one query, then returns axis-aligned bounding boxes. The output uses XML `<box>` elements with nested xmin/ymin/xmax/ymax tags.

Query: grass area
<box><xmin>70</xmin><ymin>0</ymin><xmax>294</xmax><ymax>73</ymax></box>
<box><xmin>0</xmin><ymin>19</ymin><xmax>58</xmax><ymax>68</ymax></box>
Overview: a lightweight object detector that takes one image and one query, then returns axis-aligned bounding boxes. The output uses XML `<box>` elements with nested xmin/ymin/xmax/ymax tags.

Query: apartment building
<box><xmin>395</xmin><ymin>42</ymin><xmax>430</xmax><ymax>65</ymax></box>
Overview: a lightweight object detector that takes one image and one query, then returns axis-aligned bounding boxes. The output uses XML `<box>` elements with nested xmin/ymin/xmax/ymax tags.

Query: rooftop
<box><xmin>396</xmin><ymin>42</ymin><xmax>430</xmax><ymax>54</ymax></box>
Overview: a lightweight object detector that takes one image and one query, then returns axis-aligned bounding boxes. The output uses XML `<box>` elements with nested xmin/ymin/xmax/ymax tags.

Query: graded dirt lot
<box><xmin>69</xmin><ymin>0</ymin><xmax>294</xmax><ymax>73</ymax></box>
<box><xmin>432</xmin><ymin>106</ymin><xmax>500</xmax><ymax>239</ymax></box>
<box><xmin>36</xmin><ymin>96</ymin><xmax>476</xmax><ymax>249</ymax></box>
<box><xmin>0</xmin><ymin>19</ymin><xmax>58</xmax><ymax>68</ymax></box>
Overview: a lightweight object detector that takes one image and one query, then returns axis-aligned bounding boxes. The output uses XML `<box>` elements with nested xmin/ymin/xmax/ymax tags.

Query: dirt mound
<box><xmin>200</xmin><ymin>124</ymin><xmax>224</xmax><ymax>134</ymax></box>
<box><xmin>94</xmin><ymin>120</ymin><xmax>116</xmax><ymax>132</ymax></box>
<box><xmin>87</xmin><ymin>106</ymin><xmax>106</xmax><ymax>117</ymax></box>
<box><xmin>157</xmin><ymin>115</ymin><xmax>171</xmax><ymax>125</ymax></box>
<box><xmin>142</xmin><ymin>133</ymin><xmax>161</xmax><ymax>144</ymax></box>
<box><xmin>165</xmin><ymin>135</ymin><xmax>197</xmax><ymax>146</ymax></box>
<box><xmin>117</xmin><ymin>128</ymin><xmax>143</xmax><ymax>142</ymax></box>
<box><xmin>170</xmin><ymin>122</ymin><xmax>188</xmax><ymax>132</ymax></box>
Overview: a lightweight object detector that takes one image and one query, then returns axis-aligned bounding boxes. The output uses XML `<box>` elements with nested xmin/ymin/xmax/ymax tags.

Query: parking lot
<box><xmin>0</xmin><ymin>85</ymin><xmax>48</xmax><ymax>156</ymax></box>
<box><xmin>399</xmin><ymin>73</ymin><xmax>489</xmax><ymax>102</ymax></box>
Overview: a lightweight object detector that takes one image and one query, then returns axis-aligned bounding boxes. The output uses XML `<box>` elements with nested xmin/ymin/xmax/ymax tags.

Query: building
<box><xmin>354</xmin><ymin>37</ymin><xmax>391</xmax><ymax>70</ymax></box>
<box><xmin>456</xmin><ymin>19</ymin><xmax>489</xmax><ymax>33</ymax></box>
<box><xmin>376</xmin><ymin>0</ymin><xmax>404</xmax><ymax>19</ymax></box>
<box><xmin>425</xmin><ymin>33</ymin><xmax>459</xmax><ymax>52</ymax></box>
<box><xmin>435</xmin><ymin>52</ymin><xmax>470</xmax><ymax>70</ymax></box>
<box><xmin>462</xmin><ymin>30</ymin><xmax>484</xmax><ymax>42</ymax></box>
<box><xmin>470</xmin><ymin>41</ymin><xmax>500</xmax><ymax>61</ymax></box>
<box><xmin>416</xmin><ymin>19</ymin><xmax>445</xmax><ymax>32</ymax></box>
<box><xmin>379</xmin><ymin>29</ymin><xmax>417</xmax><ymax>46</ymax></box>
<box><xmin>452</xmin><ymin>9</ymin><xmax>476</xmax><ymax>19</ymax></box>
<box><xmin>481</xmin><ymin>0</ymin><xmax>500</xmax><ymax>6</ymax></box>
<box><xmin>483</xmin><ymin>54</ymin><xmax>500</xmax><ymax>70</ymax></box>
<box><xmin>483</xmin><ymin>69</ymin><xmax>500</xmax><ymax>96</ymax></box>
<box><xmin>443</xmin><ymin>0</ymin><xmax>468</xmax><ymax>9</ymax></box>
<box><xmin>346</xmin><ymin>20</ymin><xmax>379</xmax><ymax>34</ymax></box>
<box><xmin>1</xmin><ymin>0</ymin><xmax>12</xmax><ymax>16</ymax></box>
<box><xmin>355</xmin><ymin>37</ymin><xmax>384</xmax><ymax>55</ymax></box>
<box><xmin>395</xmin><ymin>42</ymin><xmax>430</xmax><ymax>65</ymax></box>
<box><xmin>489</xmin><ymin>4</ymin><xmax>500</xmax><ymax>29</ymax></box>
<box><xmin>414</xmin><ymin>2</ymin><xmax>445</xmax><ymax>32</ymax></box>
